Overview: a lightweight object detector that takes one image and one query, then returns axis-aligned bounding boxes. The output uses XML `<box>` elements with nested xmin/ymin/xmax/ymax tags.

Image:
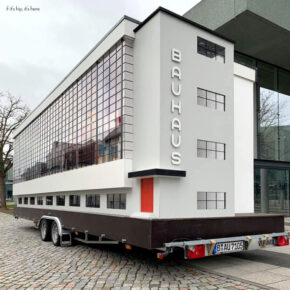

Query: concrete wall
<box><xmin>234</xmin><ymin>63</ymin><xmax>255</xmax><ymax>213</ymax></box>
<box><xmin>184</xmin><ymin>0</ymin><xmax>290</xmax><ymax>31</ymax></box>
<box><xmin>133</xmin><ymin>11</ymin><xmax>235</xmax><ymax>218</ymax></box>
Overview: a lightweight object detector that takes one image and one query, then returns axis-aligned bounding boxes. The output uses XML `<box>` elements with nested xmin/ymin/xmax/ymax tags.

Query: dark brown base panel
<box><xmin>14</xmin><ymin>207</ymin><xmax>284</xmax><ymax>249</ymax></box>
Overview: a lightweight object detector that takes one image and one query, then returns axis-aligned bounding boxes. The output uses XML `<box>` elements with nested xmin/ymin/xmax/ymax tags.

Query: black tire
<box><xmin>40</xmin><ymin>219</ymin><xmax>51</xmax><ymax>241</ymax></box>
<box><xmin>51</xmin><ymin>221</ymin><xmax>61</xmax><ymax>246</ymax></box>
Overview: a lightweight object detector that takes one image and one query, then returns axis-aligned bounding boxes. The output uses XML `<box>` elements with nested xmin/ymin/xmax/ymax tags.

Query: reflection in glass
<box><xmin>254</xmin><ymin>168</ymin><xmax>290</xmax><ymax>215</ymax></box>
<box><xmin>14</xmin><ymin>39</ymin><xmax>133</xmax><ymax>183</ymax></box>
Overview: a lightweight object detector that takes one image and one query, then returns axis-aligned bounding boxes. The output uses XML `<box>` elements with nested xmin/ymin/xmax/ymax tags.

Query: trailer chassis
<box><xmin>157</xmin><ymin>232</ymin><xmax>290</xmax><ymax>260</ymax></box>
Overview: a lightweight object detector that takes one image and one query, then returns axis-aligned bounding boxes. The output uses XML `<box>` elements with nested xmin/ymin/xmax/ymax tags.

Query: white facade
<box><xmin>14</xmin><ymin>9</ymin><xmax>255</xmax><ymax>220</ymax></box>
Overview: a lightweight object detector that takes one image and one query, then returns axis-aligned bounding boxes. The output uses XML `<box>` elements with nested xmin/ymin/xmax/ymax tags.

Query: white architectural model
<box><xmin>14</xmin><ymin>8</ymin><xmax>287</xmax><ymax>258</ymax></box>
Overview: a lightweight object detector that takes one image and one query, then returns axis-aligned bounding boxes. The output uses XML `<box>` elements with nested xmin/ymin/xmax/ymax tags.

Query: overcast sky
<box><xmin>0</xmin><ymin>0</ymin><xmax>200</xmax><ymax>110</ymax></box>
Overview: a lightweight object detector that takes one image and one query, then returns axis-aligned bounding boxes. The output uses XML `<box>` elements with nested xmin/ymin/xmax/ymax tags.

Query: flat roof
<box><xmin>14</xmin><ymin>15</ymin><xmax>139</xmax><ymax>138</ymax></box>
<box><xmin>134</xmin><ymin>6</ymin><xmax>235</xmax><ymax>44</ymax></box>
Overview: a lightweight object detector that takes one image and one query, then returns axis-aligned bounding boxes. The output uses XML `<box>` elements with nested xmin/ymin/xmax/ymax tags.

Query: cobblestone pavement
<box><xmin>0</xmin><ymin>213</ymin><xmax>269</xmax><ymax>290</ymax></box>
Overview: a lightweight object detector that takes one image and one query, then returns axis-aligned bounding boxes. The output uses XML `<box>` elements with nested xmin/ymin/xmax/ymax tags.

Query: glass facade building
<box><xmin>14</xmin><ymin>39</ymin><xmax>133</xmax><ymax>184</ymax></box>
<box><xmin>235</xmin><ymin>52</ymin><xmax>290</xmax><ymax>215</ymax></box>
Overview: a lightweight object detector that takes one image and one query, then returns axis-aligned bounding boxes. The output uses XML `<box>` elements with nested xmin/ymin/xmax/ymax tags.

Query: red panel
<box><xmin>141</xmin><ymin>178</ymin><xmax>154</xmax><ymax>213</ymax></box>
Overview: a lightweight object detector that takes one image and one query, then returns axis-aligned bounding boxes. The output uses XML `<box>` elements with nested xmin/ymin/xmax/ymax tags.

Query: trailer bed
<box><xmin>14</xmin><ymin>207</ymin><xmax>284</xmax><ymax>249</ymax></box>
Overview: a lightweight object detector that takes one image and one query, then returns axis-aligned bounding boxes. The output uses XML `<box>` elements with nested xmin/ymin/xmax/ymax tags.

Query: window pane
<box><xmin>207</xmin><ymin>201</ymin><xmax>216</xmax><ymax>209</ymax></box>
<box><xmin>207</xmin><ymin>150</ymin><xmax>216</xmax><ymax>159</ymax></box>
<box><xmin>216</xmin><ymin>143</ymin><xmax>225</xmax><ymax>152</ymax></box>
<box><xmin>197</xmin><ymin>201</ymin><xmax>206</xmax><ymax>209</ymax></box>
<box><xmin>217</xmin><ymin>201</ymin><xmax>226</xmax><ymax>209</ymax></box>
<box><xmin>197</xmin><ymin>97</ymin><xmax>206</xmax><ymax>107</ymax></box>
<box><xmin>197</xmin><ymin>140</ymin><xmax>206</xmax><ymax>149</ymax></box>
<box><xmin>197</xmin><ymin>192</ymin><xmax>206</xmax><ymax>200</ymax></box>
<box><xmin>197</xmin><ymin>88</ymin><xmax>206</xmax><ymax>98</ymax></box>
<box><xmin>197</xmin><ymin>148</ymin><xmax>206</xmax><ymax>158</ymax></box>
<box><xmin>216</xmin><ymin>151</ymin><xmax>225</xmax><ymax>160</ymax></box>
<box><xmin>216</xmin><ymin>94</ymin><xmax>224</xmax><ymax>103</ymax></box>
<box><xmin>207</xmin><ymin>142</ymin><xmax>216</xmax><ymax>151</ymax></box>
<box><xmin>216</xmin><ymin>102</ymin><xmax>225</xmax><ymax>112</ymax></box>
<box><xmin>217</xmin><ymin>192</ymin><xmax>225</xmax><ymax>200</ymax></box>
<box><xmin>207</xmin><ymin>192</ymin><xmax>216</xmax><ymax>200</ymax></box>
<box><xmin>207</xmin><ymin>99</ymin><xmax>216</xmax><ymax>109</ymax></box>
<box><xmin>207</xmin><ymin>91</ymin><xmax>215</xmax><ymax>101</ymax></box>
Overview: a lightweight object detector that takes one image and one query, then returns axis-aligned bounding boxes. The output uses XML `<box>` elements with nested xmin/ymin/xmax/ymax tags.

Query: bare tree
<box><xmin>0</xmin><ymin>92</ymin><xmax>29</xmax><ymax>208</ymax></box>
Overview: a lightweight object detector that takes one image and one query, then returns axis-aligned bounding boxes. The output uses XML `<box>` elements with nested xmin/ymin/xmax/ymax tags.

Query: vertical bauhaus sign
<box><xmin>170</xmin><ymin>48</ymin><xmax>182</xmax><ymax>165</ymax></box>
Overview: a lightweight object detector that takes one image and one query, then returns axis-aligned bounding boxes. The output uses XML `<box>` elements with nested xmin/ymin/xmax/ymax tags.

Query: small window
<box><xmin>197</xmin><ymin>192</ymin><xmax>226</xmax><ymax>209</ymax></box>
<box><xmin>86</xmin><ymin>194</ymin><xmax>100</xmax><ymax>208</ymax></box>
<box><xmin>18</xmin><ymin>197</ymin><xmax>22</xmax><ymax>205</ymax></box>
<box><xmin>197</xmin><ymin>37</ymin><xmax>225</xmax><ymax>63</ymax></box>
<box><xmin>30</xmin><ymin>197</ymin><xmax>35</xmax><ymax>205</ymax></box>
<box><xmin>69</xmin><ymin>195</ymin><xmax>80</xmax><ymax>207</ymax></box>
<box><xmin>37</xmin><ymin>196</ymin><xmax>43</xmax><ymax>205</ymax></box>
<box><xmin>46</xmin><ymin>196</ymin><xmax>53</xmax><ymax>206</ymax></box>
<box><xmin>197</xmin><ymin>88</ymin><xmax>225</xmax><ymax>111</ymax></box>
<box><xmin>56</xmin><ymin>195</ymin><xmax>65</xmax><ymax>206</ymax></box>
<box><xmin>24</xmin><ymin>197</ymin><xmax>28</xmax><ymax>205</ymax></box>
<box><xmin>107</xmin><ymin>193</ymin><xmax>126</xmax><ymax>209</ymax></box>
<box><xmin>197</xmin><ymin>140</ymin><xmax>226</xmax><ymax>160</ymax></box>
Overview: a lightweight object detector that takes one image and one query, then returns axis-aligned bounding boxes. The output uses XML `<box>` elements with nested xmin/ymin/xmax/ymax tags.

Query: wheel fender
<box><xmin>39</xmin><ymin>216</ymin><xmax>63</xmax><ymax>236</ymax></box>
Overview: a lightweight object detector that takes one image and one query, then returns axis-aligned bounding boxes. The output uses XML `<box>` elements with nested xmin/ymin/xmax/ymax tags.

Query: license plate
<box><xmin>214</xmin><ymin>241</ymin><xmax>244</xmax><ymax>254</ymax></box>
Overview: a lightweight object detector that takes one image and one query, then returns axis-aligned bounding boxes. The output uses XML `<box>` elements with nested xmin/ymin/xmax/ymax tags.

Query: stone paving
<box><xmin>0</xmin><ymin>213</ymin><xmax>269</xmax><ymax>289</ymax></box>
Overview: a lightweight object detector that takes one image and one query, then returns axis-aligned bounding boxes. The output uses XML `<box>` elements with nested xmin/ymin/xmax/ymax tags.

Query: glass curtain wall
<box><xmin>14</xmin><ymin>39</ymin><xmax>130</xmax><ymax>183</ymax></box>
<box><xmin>254</xmin><ymin>168</ymin><xmax>290</xmax><ymax>215</ymax></box>
<box><xmin>235</xmin><ymin>52</ymin><xmax>290</xmax><ymax>162</ymax></box>
<box><xmin>235</xmin><ymin>52</ymin><xmax>290</xmax><ymax>215</ymax></box>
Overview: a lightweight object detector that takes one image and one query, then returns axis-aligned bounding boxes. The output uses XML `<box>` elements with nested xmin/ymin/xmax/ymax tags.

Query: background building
<box><xmin>185</xmin><ymin>0</ymin><xmax>290</xmax><ymax>215</ymax></box>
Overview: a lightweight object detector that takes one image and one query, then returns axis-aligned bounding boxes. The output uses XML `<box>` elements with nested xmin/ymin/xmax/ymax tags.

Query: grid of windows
<box><xmin>46</xmin><ymin>196</ymin><xmax>53</xmax><ymax>206</ymax></box>
<box><xmin>56</xmin><ymin>195</ymin><xmax>65</xmax><ymax>206</ymax></box>
<box><xmin>69</xmin><ymin>195</ymin><xmax>80</xmax><ymax>207</ymax></box>
<box><xmin>37</xmin><ymin>196</ymin><xmax>43</xmax><ymax>205</ymax></box>
<box><xmin>197</xmin><ymin>140</ymin><xmax>226</xmax><ymax>160</ymax></box>
<box><xmin>197</xmin><ymin>37</ymin><xmax>225</xmax><ymax>63</ymax></box>
<box><xmin>86</xmin><ymin>194</ymin><xmax>100</xmax><ymax>208</ymax></box>
<box><xmin>197</xmin><ymin>88</ymin><xmax>225</xmax><ymax>111</ymax></box>
<box><xmin>14</xmin><ymin>39</ymin><xmax>133</xmax><ymax>183</ymax></box>
<box><xmin>30</xmin><ymin>197</ymin><xmax>35</xmax><ymax>205</ymax></box>
<box><xmin>107</xmin><ymin>193</ymin><xmax>126</xmax><ymax>209</ymax></box>
<box><xmin>197</xmin><ymin>192</ymin><xmax>226</xmax><ymax>209</ymax></box>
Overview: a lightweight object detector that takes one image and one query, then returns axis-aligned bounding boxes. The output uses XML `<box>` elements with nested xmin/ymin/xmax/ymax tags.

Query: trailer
<box><xmin>13</xmin><ymin>7</ymin><xmax>287</xmax><ymax>260</ymax></box>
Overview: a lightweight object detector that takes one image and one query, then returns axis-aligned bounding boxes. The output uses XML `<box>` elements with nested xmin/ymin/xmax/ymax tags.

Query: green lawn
<box><xmin>0</xmin><ymin>201</ymin><xmax>15</xmax><ymax>215</ymax></box>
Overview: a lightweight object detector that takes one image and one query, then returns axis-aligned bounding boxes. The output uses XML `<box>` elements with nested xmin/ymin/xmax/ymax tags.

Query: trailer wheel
<box><xmin>40</xmin><ymin>219</ymin><xmax>51</xmax><ymax>241</ymax></box>
<box><xmin>51</xmin><ymin>221</ymin><xmax>61</xmax><ymax>246</ymax></box>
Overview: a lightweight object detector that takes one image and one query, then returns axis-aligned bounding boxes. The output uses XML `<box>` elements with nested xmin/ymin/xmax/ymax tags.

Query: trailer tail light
<box><xmin>157</xmin><ymin>253</ymin><xmax>164</xmax><ymax>260</ymax></box>
<box><xmin>187</xmin><ymin>245</ymin><xmax>205</xmax><ymax>259</ymax></box>
<box><xmin>277</xmin><ymin>236</ymin><xmax>289</xmax><ymax>246</ymax></box>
